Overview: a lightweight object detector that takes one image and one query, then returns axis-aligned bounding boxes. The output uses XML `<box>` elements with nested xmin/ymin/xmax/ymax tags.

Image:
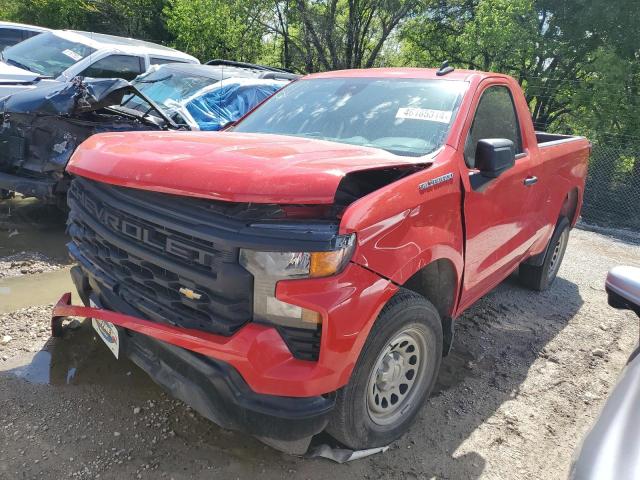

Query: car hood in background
<box><xmin>0</xmin><ymin>61</ymin><xmax>42</xmax><ymax>83</ymax></box>
<box><xmin>67</xmin><ymin>131</ymin><xmax>432</xmax><ymax>204</ymax></box>
<box><xmin>0</xmin><ymin>62</ymin><xmax>61</xmax><ymax>98</ymax></box>
<box><xmin>0</xmin><ymin>77</ymin><xmax>132</xmax><ymax>115</ymax></box>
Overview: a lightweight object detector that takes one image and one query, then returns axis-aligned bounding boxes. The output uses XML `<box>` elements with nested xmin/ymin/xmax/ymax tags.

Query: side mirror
<box><xmin>475</xmin><ymin>139</ymin><xmax>515</xmax><ymax>178</ymax></box>
<box><xmin>606</xmin><ymin>266</ymin><xmax>640</xmax><ymax>317</ymax></box>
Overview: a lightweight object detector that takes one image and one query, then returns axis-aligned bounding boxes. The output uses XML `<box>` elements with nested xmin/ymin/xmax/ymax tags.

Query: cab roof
<box><xmin>0</xmin><ymin>21</ymin><xmax>50</xmax><ymax>32</ymax></box>
<box><xmin>52</xmin><ymin>30</ymin><xmax>198</xmax><ymax>63</ymax></box>
<box><xmin>303</xmin><ymin>67</ymin><xmax>513</xmax><ymax>83</ymax></box>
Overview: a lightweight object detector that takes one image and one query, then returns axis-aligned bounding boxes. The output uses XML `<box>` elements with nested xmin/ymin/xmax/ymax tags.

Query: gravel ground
<box><xmin>0</xmin><ymin>253</ymin><xmax>64</xmax><ymax>278</ymax></box>
<box><xmin>0</xmin><ymin>209</ymin><xmax>639</xmax><ymax>479</ymax></box>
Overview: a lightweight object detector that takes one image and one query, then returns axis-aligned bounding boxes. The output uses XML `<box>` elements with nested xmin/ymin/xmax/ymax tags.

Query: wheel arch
<box><xmin>400</xmin><ymin>258</ymin><xmax>459</xmax><ymax>355</ymax></box>
<box><xmin>559</xmin><ymin>187</ymin><xmax>581</xmax><ymax>227</ymax></box>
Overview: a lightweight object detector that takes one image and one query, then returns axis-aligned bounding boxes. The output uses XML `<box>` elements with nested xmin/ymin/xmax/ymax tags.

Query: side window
<box><xmin>82</xmin><ymin>55</ymin><xmax>144</xmax><ymax>81</ymax></box>
<box><xmin>150</xmin><ymin>57</ymin><xmax>186</xmax><ymax>66</ymax></box>
<box><xmin>22</xmin><ymin>30</ymin><xmax>42</xmax><ymax>41</ymax></box>
<box><xmin>464</xmin><ymin>86</ymin><xmax>523</xmax><ymax>168</ymax></box>
<box><xmin>0</xmin><ymin>28</ymin><xmax>24</xmax><ymax>50</ymax></box>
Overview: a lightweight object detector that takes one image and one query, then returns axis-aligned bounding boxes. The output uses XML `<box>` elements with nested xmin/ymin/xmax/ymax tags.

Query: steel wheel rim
<box><xmin>547</xmin><ymin>228</ymin><xmax>569</xmax><ymax>280</ymax></box>
<box><xmin>366</xmin><ymin>327</ymin><xmax>428</xmax><ymax>426</ymax></box>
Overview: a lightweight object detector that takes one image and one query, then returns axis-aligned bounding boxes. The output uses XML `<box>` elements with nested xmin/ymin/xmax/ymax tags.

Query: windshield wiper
<box><xmin>114</xmin><ymin>86</ymin><xmax>179</xmax><ymax>130</ymax></box>
<box><xmin>135</xmin><ymin>74</ymin><xmax>173</xmax><ymax>84</ymax></box>
<box><xmin>5</xmin><ymin>58</ymin><xmax>36</xmax><ymax>73</ymax></box>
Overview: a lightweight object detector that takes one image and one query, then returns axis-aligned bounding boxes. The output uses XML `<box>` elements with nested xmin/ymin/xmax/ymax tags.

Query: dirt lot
<box><xmin>1</xmin><ymin>196</ymin><xmax>639</xmax><ymax>480</ymax></box>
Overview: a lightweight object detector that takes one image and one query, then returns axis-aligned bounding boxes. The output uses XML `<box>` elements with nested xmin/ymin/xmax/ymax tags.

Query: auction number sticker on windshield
<box><xmin>62</xmin><ymin>49</ymin><xmax>83</xmax><ymax>61</ymax></box>
<box><xmin>396</xmin><ymin>107</ymin><xmax>452</xmax><ymax>124</ymax></box>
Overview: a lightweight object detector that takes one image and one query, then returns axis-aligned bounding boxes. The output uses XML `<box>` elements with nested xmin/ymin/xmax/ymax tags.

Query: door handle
<box><xmin>523</xmin><ymin>176</ymin><xmax>538</xmax><ymax>186</ymax></box>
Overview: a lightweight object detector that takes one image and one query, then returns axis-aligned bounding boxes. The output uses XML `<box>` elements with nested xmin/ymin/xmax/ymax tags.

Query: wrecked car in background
<box><xmin>0</xmin><ymin>62</ymin><xmax>295</xmax><ymax>205</ymax></box>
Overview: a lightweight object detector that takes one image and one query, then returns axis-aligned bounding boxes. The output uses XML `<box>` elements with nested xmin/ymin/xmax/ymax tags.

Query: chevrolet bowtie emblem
<box><xmin>179</xmin><ymin>287</ymin><xmax>202</xmax><ymax>300</ymax></box>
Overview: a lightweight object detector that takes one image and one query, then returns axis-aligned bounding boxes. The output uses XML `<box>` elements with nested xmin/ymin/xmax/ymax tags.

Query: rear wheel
<box><xmin>326</xmin><ymin>289</ymin><xmax>442</xmax><ymax>449</ymax></box>
<box><xmin>519</xmin><ymin>216</ymin><xmax>570</xmax><ymax>291</ymax></box>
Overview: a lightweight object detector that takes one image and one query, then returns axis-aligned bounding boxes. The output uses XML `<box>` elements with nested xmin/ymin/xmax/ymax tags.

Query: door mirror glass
<box><xmin>606</xmin><ymin>266</ymin><xmax>640</xmax><ymax>316</ymax></box>
<box><xmin>475</xmin><ymin>138</ymin><xmax>515</xmax><ymax>178</ymax></box>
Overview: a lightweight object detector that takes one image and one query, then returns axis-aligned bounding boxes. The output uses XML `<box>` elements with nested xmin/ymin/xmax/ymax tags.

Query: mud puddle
<box><xmin>0</xmin><ymin>267</ymin><xmax>76</xmax><ymax>312</ymax></box>
<box><xmin>0</xmin><ymin>195</ymin><xmax>69</xmax><ymax>260</ymax></box>
<box><xmin>3</xmin><ymin>321</ymin><xmax>155</xmax><ymax>389</ymax></box>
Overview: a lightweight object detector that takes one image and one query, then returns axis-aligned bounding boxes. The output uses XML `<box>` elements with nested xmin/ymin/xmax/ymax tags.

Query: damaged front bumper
<box><xmin>51</xmin><ymin>290</ymin><xmax>335</xmax><ymax>449</ymax></box>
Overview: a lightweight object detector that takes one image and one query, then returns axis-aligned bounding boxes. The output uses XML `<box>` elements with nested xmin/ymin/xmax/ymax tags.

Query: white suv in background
<box><xmin>0</xmin><ymin>29</ymin><xmax>198</xmax><ymax>96</ymax></box>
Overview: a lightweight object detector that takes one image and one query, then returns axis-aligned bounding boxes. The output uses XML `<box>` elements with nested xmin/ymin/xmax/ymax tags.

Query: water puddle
<box><xmin>0</xmin><ymin>195</ymin><xmax>69</xmax><ymax>260</ymax></box>
<box><xmin>0</xmin><ymin>268</ymin><xmax>76</xmax><ymax>313</ymax></box>
<box><xmin>4</xmin><ymin>322</ymin><xmax>149</xmax><ymax>387</ymax></box>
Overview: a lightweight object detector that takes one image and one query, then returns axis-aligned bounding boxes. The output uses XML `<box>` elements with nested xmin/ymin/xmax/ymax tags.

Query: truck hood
<box><xmin>68</xmin><ymin>131</ymin><xmax>431</xmax><ymax>204</ymax></box>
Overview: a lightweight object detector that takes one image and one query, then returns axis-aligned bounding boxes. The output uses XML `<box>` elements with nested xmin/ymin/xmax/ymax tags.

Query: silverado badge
<box><xmin>419</xmin><ymin>172</ymin><xmax>454</xmax><ymax>191</ymax></box>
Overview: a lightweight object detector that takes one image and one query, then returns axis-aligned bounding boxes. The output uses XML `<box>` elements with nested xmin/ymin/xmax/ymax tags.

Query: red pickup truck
<box><xmin>52</xmin><ymin>67</ymin><xmax>590</xmax><ymax>453</ymax></box>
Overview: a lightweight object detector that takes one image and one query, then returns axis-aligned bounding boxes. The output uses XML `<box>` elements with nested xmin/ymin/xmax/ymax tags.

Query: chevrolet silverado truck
<box><xmin>52</xmin><ymin>67</ymin><xmax>590</xmax><ymax>453</ymax></box>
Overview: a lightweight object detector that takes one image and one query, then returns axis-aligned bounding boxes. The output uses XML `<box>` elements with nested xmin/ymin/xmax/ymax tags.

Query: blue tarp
<box><xmin>181</xmin><ymin>79</ymin><xmax>286</xmax><ymax>131</ymax></box>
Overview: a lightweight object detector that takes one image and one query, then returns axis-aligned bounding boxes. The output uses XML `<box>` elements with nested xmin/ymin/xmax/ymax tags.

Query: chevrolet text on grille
<box><xmin>72</xmin><ymin>186</ymin><xmax>212</xmax><ymax>267</ymax></box>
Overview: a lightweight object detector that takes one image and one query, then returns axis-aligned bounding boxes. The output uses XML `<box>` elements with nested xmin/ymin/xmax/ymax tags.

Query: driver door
<box><xmin>459</xmin><ymin>83</ymin><xmax>538</xmax><ymax>308</ymax></box>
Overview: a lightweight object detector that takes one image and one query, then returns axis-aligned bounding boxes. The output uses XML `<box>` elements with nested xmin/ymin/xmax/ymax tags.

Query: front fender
<box><xmin>340</xmin><ymin>154</ymin><xmax>464</xmax><ymax>289</ymax></box>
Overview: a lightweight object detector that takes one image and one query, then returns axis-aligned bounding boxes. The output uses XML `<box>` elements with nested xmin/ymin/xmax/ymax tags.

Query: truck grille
<box><xmin>67</xmin><ymin>178</ymin><xmax>253</xmax><ymax>336</ymax></box>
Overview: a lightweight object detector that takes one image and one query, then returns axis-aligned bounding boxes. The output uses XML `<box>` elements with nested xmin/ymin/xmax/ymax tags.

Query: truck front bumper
<box><xmin>52</xmin><ymin>262</ymin><xmax>397</xmax><ymax>446</ymax></box>
<box><xmin>52</xmin><ymin>291</ymin><xmax>334</xmax><ymax>447</ymax></box>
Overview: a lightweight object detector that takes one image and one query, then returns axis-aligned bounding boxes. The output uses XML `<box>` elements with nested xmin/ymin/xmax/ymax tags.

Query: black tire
<box><xmin>326</xmin><ymin>288</ymin><xmax>443</xmax><ymax>449</ymax></box>
<box><xmin>519</xmin><ymin>216</ymin><xmax>571</xmax><ymax>291</ymax></box>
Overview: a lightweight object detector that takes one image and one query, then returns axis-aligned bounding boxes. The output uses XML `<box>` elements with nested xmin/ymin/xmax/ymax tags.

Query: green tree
<box><xmin>0</xmin><ymin>0</ymin><xmax>171</xmax><ymax>43</ymax></box>
<box><xmin>401</xmin><ymin>0</ymin><xmax>640</xmax><ymax>131</ymax></box>
<box><xmin>164</xmin><ymin>0</ymin><xmax>267</xmax><ymax>62</ymax></box>
<box><xmin>260</xmin><ymin>0</ymin><xmax>423</xmax><ymax>72</ymax></box>
<box><xmin>1</xmin><ymin>0</ymin><xmax>98</xmax><ymax>29</ymax></box>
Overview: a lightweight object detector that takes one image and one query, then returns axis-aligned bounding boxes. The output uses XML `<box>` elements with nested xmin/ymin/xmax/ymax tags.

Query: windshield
<box><xmin>125</xmin><ymin>69</ymin><xmax>285</xmax><ymax>130</ymax></box>
<box><xmin>233</xmin><ymin>77</ymin><xmax>468</xmax><ymax>157</ymax></box>
<box><xmin>2</xmin><ymin>32</ymin><xmax>95</xmax><ymax>78</ymax></box>
<box><xmin>130</xmin><ymin>68</ymin><xmax>214</xmax><ymax>107</ymax></box>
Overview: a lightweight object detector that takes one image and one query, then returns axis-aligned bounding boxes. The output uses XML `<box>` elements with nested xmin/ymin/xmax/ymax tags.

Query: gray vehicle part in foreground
<box><xmin>569</xmin><ymin>266</ymin><xmax>640</xmax><ymax>480</ymax></box>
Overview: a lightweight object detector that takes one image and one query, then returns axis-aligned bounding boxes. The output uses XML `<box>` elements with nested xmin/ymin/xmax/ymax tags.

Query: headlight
<box><xmin>239</xmin><ymin>234</ymin><xmax>356</xmax><ymax>328</ymax></box>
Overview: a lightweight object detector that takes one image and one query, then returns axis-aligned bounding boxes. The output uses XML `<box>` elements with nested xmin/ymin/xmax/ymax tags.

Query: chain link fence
<box><xmin>581</xmin><ymin>138</ymin><xmax>639</xmax><ymax>231</ymax></box>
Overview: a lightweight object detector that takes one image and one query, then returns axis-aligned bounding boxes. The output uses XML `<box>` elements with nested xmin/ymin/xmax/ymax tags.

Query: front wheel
<box><xmin>326</xmin><ymin>289</ymin><xmax>442</xmax><ymax>449</ymax></box>
<box><xmin>519</xmin><ymin>216</ymin><xmax>571</xmax><ymax>291</ymax></box>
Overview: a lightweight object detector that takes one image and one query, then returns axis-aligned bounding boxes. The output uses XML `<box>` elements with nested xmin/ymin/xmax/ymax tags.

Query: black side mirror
<box><xmin>475</xmin><ymin>139</ymin><xmax>515</xmax><ymax>178</ymax></box>
<box><xmin>606</xmin><ymin>266</ymin><xmax>640</xmax><ymax>317</ymax></box>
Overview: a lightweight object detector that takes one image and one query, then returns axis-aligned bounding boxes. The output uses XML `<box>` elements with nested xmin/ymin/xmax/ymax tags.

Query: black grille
<box><xmin>67</xmin><ymin>178</ymin><xmax>253</xmax><ymax>336</ymax></box>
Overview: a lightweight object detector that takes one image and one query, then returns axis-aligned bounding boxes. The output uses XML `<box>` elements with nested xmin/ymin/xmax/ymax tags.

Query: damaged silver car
<box><xmin>0</xmin><ymin>62</ymin><xmax>295</xmax><ymax>206</ymax></box>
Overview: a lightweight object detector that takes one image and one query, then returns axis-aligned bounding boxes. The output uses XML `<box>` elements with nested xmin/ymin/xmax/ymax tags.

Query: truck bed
<box><xmin>536</xmin><ymin>132</ymin><xmax>587</xmax><ymax>147</ymax></box>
